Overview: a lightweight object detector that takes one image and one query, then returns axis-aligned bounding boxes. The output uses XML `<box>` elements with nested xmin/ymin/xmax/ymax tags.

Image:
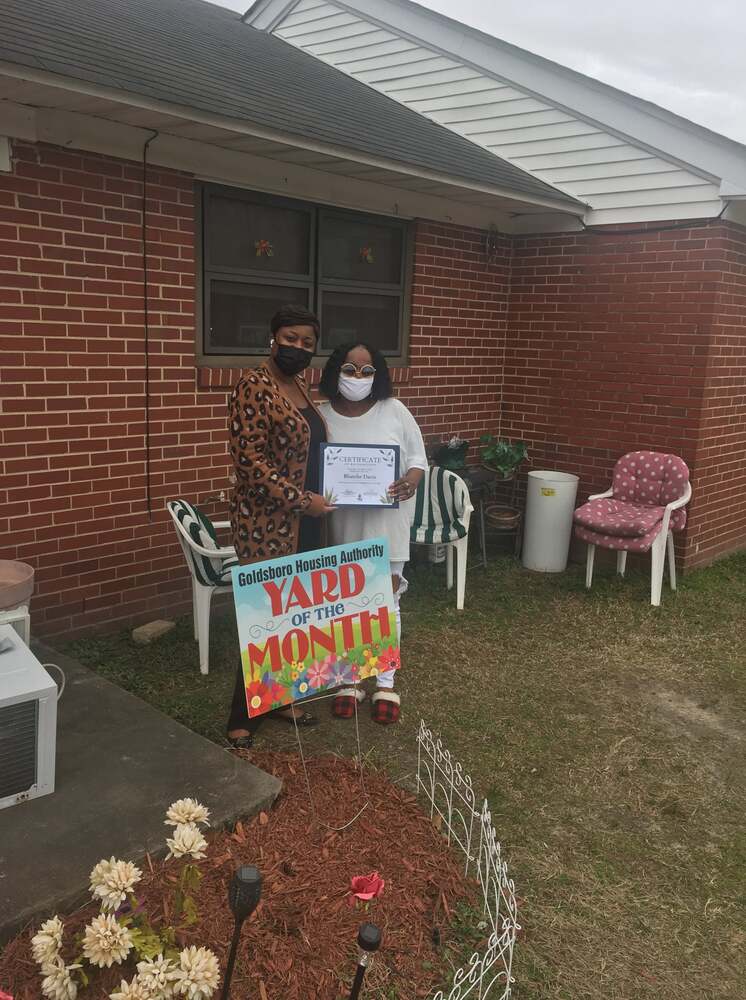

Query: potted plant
<box><xmin>479</xmin><ymin>436</ymin><xmax>528</xmax><ymax>479</ymax></box>
<box><xmin>432</xmin><ymin>435</ymin><xmax>470</xmax><ymax>470</ymax></box>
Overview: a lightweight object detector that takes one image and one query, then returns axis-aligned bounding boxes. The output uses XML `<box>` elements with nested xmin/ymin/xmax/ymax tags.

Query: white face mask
<box><xmin>338</xmin><ymin>374</ymin><xmax>374</xmax><ymax>402</ymax></box>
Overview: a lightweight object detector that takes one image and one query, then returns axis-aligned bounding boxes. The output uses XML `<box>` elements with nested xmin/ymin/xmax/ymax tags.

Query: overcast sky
<box><xmin>212</xmin><ymin>0</ymin><xmax>746</xmax><ymax>145</ymax></box>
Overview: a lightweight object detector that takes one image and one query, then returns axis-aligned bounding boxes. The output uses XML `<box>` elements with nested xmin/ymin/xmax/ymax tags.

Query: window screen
<box><xmin>200</xmin><ymin>185</ymin><xmax>410</xmax><ymax>364</ymax></box>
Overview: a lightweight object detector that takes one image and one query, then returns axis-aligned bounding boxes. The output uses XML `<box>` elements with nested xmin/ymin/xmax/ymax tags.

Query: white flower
<box><xmin>32</xmin><ymin>915</ymin><xmax>65</xmax><ymax>966</ymax></box>
<box><xmin>136</xmin><ymin>954</ymin><xmax>180</xmax><ymax>997</ymax></box>
<box><xmin>89</xmin><ymin>857</ymin><xmax>142</xmax><ymax>911</ymax></box>
<box><xmin>109</xmin><ymin>977</ymin><xmax>152</xmax><ymax>1000</ymax></box>
<box><xmin>165</xmin><ymin>799</ymin><xmax>210</xmax><ymax>828</ymax></box>
<box><xmin>166</xmin><ymin>823</ymin><xmax>207</xmax><ymax>861</ymax></box>
<box><xmin>40</xmin><ymin>957</ymin><xmax>80</xmax><ymax>1000</ymax></box>
<box><xmin>82</xmin><ymin>913</ymin><xmax>133</xmax><ymax>968</ymax></box>
<box><xmin>174</xmin><ymin>946</ymin><xmax>220</xmax><ymax>999</ymax></box>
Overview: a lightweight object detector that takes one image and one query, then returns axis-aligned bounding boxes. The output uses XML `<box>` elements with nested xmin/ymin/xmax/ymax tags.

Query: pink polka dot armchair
<box><xmin>573</xmin><ymin>451</ymin><xmax>692</xmax><ymax>606</ymax></box>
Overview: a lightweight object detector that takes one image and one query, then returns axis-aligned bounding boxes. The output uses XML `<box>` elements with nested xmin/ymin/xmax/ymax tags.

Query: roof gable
<box><xmin>0</xmin><ymin>0</ymin><xmax>579</xmax><ymax>213</ymax></box>
<box><xmin>248</xmin><ymin>0</ymin><xmax>746</xmax><ymax>224</ymax></box>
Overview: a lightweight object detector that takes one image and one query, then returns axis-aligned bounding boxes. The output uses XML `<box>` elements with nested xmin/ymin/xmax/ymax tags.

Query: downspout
<box><xmin>141</xmin><ymin>130</ymin><xmax>159</xmax><ymax>520</ymax></box>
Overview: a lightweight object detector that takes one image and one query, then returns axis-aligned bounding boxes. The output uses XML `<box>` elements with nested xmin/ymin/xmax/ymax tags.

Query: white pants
<box><xmin>377</xmin><ymin>561</ymin><xmax>406</xmax><ymax>690</ymax></box>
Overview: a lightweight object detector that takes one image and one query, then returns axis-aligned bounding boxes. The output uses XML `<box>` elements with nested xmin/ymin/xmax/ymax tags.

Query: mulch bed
<box><xmin>1</xmin><ymin>752</ymin><xmax>484</xmax><ymax>999</ymax></box>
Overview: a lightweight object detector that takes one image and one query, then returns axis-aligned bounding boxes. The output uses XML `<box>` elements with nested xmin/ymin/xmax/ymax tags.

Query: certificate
<box><xmin>320</xmin><ymin>443</ymin><xmax>400</xmax><ymax>508</ymax></box>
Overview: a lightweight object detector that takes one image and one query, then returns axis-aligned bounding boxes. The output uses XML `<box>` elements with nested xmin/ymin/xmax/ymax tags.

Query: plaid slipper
<box><xmin>332</xmin><ymin>687</ymin><xmax>365</xmax><ymax>719</ymax></box>
<box><xmin>371</xmin><ymin>690</ymin><xmax>400</xmax><ymax>725</ymax></box>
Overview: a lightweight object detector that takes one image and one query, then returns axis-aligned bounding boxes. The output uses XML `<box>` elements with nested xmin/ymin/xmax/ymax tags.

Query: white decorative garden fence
<box><xmin>416</xmin><ymin>720</ymin><xmax>520</xmax><ymax>1000</ymax></box>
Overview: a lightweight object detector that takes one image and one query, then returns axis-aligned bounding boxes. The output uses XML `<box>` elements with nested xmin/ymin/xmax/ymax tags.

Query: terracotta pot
<box><xmin>484</xmin><ymin>503</ymin><xmax>521</xmax><ymax>530</ymax></box>
<box><xmin>0</xmin><ymin>560</ymin><xmax>34</xmax><ymax>610</ymax></box>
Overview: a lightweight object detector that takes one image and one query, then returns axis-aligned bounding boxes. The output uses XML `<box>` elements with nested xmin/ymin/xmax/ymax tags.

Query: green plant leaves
<box><xmin>130</xmin><ymin>926</ymin><xmax>166</xmax><ymax>961</ymax></box>
<box><xmin>182</xmin><ymin>896</ymin><xmax>199</xmax><ymax>927</ymax></box>
<box><xmin>479</xmin><ymin>437</ymin><xmax>528</xmax><ymax>475</ymax></box>
<box><xmin>182</xmin><ymin>864</ymin><xmax>202</xmax><ymax>893</ymax></box>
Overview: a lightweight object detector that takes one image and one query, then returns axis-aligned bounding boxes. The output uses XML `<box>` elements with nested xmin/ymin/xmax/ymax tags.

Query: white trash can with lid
<box><xmin>521</xmin><ymin>471</ymin><xmax>579</xmax><ymax>573</ymax></box>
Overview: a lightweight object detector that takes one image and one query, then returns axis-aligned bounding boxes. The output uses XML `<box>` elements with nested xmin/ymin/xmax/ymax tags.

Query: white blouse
<box><xmin>318</xmin><ymin>397</ymin><xmax>428</xmax><ymax>563</ymax></box>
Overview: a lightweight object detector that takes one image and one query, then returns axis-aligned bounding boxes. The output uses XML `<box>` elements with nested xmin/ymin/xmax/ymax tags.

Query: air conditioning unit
<box><xmin>0</xmin><ymin>624</ymin><xmax>57</xmax><ymax>810</ymax></box>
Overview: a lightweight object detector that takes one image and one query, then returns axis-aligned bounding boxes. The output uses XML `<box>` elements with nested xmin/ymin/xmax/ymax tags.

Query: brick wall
<box><xmin>0</xmin><ymin>142</ymin><xmax>232</xmax><ymax>635</ymax></box>
<box><xmin>685</xmin><ymin>225</ymin><xmax>746</xmax><ymax>566</ymax></box>
<box><xmin>502</xmin><ymin>223</ymin><xmax>746</xmax><ymax>567</ymax></box>
<box><xmin>1</xmin><ymin>140</ymin><xmax>744</xmax><ymax>636</ymax></box>
<box><xmin>403</xmin><ymin>221</ymin><xmax>511</xmax><ymax>449</ymax></box>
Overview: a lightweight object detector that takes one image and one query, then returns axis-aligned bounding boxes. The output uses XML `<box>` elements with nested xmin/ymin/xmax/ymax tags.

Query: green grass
<box><xmin>66</xmin><ymin>547</ymin><xmax>746</xmax><ymax>1000</ymax></box>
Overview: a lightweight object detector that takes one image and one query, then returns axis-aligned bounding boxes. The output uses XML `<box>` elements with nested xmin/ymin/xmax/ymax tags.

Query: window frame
<box><xmin>195</xmin><ymin>183</ymin><xmax>413</xmax><ymax>368</ymax></box>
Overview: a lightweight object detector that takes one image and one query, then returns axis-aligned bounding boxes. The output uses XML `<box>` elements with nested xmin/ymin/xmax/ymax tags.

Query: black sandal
<box><xmin>227</xmin><ymin>733</ymin><xmax>255</xmax><ymax>750</ymax></box>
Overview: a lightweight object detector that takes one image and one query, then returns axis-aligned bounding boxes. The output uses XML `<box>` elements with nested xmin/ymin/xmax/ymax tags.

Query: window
<box><xmin>199</xmin><ymin>185</ymin><xmax>411</xmax><ymax>365</ymax></box>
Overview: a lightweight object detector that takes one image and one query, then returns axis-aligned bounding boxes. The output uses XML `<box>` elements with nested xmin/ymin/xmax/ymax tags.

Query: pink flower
<box><xmin>350</xmin><ymin>871</ymin><xmax>385</xmax><ymax>900</ymax></box>
<box><xmin>306</xmin><ymin>659</ymin><xmax>333</xmax><ymax>689</ymax></box>
<box><xmin>0</xmin><ymin>990</ymin><xmax>14</xmax><ymax>1000</ymax></box>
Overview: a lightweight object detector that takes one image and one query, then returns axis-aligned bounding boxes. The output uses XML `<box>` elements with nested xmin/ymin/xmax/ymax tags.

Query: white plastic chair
<box><xmin>410</xmin><ymin>466</ymin><xmax>474</xmax><ymax>610</ymax></box>
<box><xmin>166</xmin><ymin>500</ymin><xmax>238</xmax><ymax>674</ymax></box>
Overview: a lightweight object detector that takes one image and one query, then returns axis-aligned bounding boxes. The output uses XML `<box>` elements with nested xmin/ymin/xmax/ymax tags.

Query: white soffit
<box><xmin>0</xmin><ymin>85</ymin><xmax>553</xmax><ymax>232</ymax></box>
<box><xmin>256</xmin><ymin>0</ymin><xmax>732</xmax><ymax>226</ymax></box>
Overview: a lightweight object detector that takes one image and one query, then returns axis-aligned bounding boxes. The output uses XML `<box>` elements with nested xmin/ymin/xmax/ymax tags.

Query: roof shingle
<box><xmin>0</xmin><ymin>0</ymin><xmax>580</xmax><ymax>207</ymax></box>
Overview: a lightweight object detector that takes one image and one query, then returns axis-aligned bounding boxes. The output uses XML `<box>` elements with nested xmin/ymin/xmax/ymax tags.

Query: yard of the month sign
<box><xmin>231</xmin><ymin>538</ymin><xmax>399</xmax><ymax>717</ymax></box>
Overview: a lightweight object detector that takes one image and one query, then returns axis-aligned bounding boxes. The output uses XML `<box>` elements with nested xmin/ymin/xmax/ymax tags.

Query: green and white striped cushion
<box><xmin>218</xmin><ymin>557</ymin><xmax>239</xmax><ymax>584</ymax></box>
<box><xmin>171</xmin><ymin>500</ymin><xmax>236</xmax><ymax>588</ymax></box>
<box><xmin>410</xmin><ymin>467</ymin><xmax>470</xmax><ymax>545</ymax></box>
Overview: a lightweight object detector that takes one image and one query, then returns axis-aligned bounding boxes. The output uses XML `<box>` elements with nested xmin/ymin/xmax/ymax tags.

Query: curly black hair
<box><xmin>318</xmin><ymin>343</ymin><xmax>394</xmax><ymax>401</ymax></box>
<box><xmin>270</xmin><ymin>304</ymin><xmax>320</xmax><ymax>342</ymax></box>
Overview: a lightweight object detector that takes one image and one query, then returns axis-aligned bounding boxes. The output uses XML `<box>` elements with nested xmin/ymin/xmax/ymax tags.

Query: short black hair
<box><xmin>270</xmin><ymin>304</ymin><xmax>320</xmax><ymax>342</ymax></box>
<box><xmin>318</xmin><ymin>343</ymin><xmax>394</xmax><ymax>401</ymax></box>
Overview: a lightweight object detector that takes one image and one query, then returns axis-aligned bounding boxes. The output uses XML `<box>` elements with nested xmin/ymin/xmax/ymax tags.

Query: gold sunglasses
<box><xmin>340</xmin><ymin>363</ymin><xmax>376</xmax><ymax>377</ymax></box>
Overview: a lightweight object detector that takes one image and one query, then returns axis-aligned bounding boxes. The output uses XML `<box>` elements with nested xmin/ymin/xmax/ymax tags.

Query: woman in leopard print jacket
<box><xmin>226</xmin><ymin>305</ymin><xmax>334</xmax><ymax>747</ymax></box>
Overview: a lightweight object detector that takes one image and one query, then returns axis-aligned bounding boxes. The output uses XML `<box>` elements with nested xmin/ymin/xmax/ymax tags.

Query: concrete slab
<box><xmin>0</xmin><ymin>644</ymin><xmax>281</xmax><ymax>943</ymax></box>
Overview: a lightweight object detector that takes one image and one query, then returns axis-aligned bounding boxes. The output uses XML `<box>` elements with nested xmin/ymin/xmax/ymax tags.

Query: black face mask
<box><xmin>273</xmin><ymin>343</ymin><xmax>314</xmax><ymax>376</ymax></box>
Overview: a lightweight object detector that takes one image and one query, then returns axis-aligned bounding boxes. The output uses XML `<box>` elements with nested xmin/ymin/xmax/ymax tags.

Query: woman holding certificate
<box><xmin>318</xmin><ymin>343</ymin><xmax>427</xmax><ymax>725</ymax></box>
<box><xmin>226</xmin><ymin>305</ymin><xmax>334</xmax><ymax>749</ymax></box>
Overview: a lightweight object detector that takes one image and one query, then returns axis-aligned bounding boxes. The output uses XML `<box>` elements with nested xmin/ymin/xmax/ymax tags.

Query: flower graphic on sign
<box><xmin>358</xmin><ymin>648</ymin><xmax>381</xmax><ymax>679</ymax></box>
<box><xmin>380</xmin><ymin>645</ymin><xmax>401</xmax><ymax>673</ymax></box>
<box><xmin>329</xmin><ymin>659</ymin><xmax>357</xmax><ymax>687</ymax></box>
<box><xmin>307</xmin><ymin>659</ymin><xmax>333</xmax><ymax>689</ymax></box>
<box><xmin>261</xmin><ymin>672</ymin><xmax>286</xmax><ymax>702</ymax></box>
<box><xmin>245</xmin><ymin>681</ymin><xmax>273</xmax><ymax>716</ymax></box>
<box><xmin>359</xmin><ymin>245</ymin><xmax>374</xmax><ymax>264</ymax></box>
<box><xmin>255</xmin><ymin>239</ymin><xmax>274</xmax><ymax>257</ymax></box>
<box><xmin>291</xmin><ymin>673</ymin><xmax>311</xmax><ymax>701</ymax></box>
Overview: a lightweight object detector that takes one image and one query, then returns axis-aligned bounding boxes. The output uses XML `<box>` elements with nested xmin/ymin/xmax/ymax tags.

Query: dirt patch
<box><xmin>0</xmin><ymin>753</ymin><xmax>484</xmax><ymax>1000</ymax></box>
<box><xmin>651</xmin><ymin>690</ymin><xmax>743</xmax><ymax>742</ymax></box>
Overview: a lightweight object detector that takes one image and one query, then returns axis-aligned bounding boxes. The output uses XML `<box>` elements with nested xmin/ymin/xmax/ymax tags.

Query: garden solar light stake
<box><xmin>221</xmin><ymin>865</ymin><xmax>262</xmax><ymax>1000</ymax></box>
<box><xmin>347</xmin><ymin>922</ymin><xmax>382</xmax><ymax>1000</ymax></box>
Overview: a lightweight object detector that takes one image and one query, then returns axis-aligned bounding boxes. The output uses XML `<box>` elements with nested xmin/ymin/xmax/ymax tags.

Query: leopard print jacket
<box><xmin>229</xmin><ymin>365</ymin><xmax>322</xmax><ymax>564</ymax></box>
